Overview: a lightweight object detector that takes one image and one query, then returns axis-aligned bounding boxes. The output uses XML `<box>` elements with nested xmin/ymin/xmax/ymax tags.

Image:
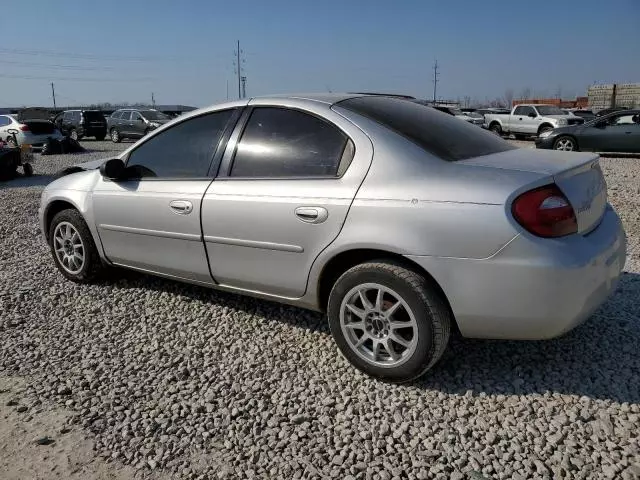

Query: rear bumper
<box><xmin>407</xmin><ymin>205</ymin><xmax>626</xmax><ymax>340</ymax></box>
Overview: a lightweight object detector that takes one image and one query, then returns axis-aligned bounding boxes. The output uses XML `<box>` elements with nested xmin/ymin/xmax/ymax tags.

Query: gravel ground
<box><xmin>1</xmin><ymin>140</ymin><xmax>639</xmax><ymax>479</ymax></box>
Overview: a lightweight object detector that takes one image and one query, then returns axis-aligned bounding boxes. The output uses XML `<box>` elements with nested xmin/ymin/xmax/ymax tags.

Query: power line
<box><xmin>0</xmin><ymin>73</ymin><xmax>151</xmax><ymax>82</ymax></box>
<box><xmin>0</xmin><ymin>47</ymin><xmax>183</xmax><ymax>62</ymax></box>
<box><xmin>0</xmin><ymin>59</ymin><xmax>119</xmax><ymax>71</ymax></box>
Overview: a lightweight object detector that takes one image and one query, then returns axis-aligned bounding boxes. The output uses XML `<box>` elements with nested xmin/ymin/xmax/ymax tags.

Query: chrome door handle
<box><xmin>169</xmin><ymin>200</ymin><xmax>193</xmax><ymax>215</ymax></box>
<box><xmin>295</xmin><ymin>206</ymin><xmax>328</xmax><ymax>224</ymax></box>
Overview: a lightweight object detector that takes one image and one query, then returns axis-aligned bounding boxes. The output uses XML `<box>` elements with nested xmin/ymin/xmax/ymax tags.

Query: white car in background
<box><xmin>0</xmin><ymin>108</ymin><xmax>64</xmax><ymax>148</ymax></box>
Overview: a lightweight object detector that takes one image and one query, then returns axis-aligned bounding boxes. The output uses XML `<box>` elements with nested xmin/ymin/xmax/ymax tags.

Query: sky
<box><xmin>1</xmin><ymin>0</ymin><xmax>639</xmax><ymax>108</ymax></box>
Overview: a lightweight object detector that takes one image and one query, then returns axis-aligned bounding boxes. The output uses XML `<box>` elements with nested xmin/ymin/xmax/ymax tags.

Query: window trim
<box><xmin>217</xmin><ymin>105</ymin><xmax>356</xmax><ymax>181</ymax></box>
<box><xmin>119</xmin><ymin>107</ymin><xmax>242</xmax><ymax>182</ymax></box>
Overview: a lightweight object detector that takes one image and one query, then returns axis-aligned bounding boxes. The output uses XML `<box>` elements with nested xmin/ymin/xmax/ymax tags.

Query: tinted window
<box><xmin>0</xmin><ymin>116</ymin><xmax>10</xmax><ymax>127</ymax></box>
<box><xmin>73</xmin><ymin>111</ymin><xmax>81</xmax><ymax>121</ymax></box>
<box><xmin>84</xmin><ymin>111</ymin><xmax>104</xmax><ymax>121</ymax></box>
<box><xmin>122</xmin><ymin>111</ymin><xmax>132</xmax><ymax>121</ymax></box>
<box><xmin>63</xmin><ymin>111</ymin><xmax>73</xmax><ymax>120</ymax></box>
<box><xmin>111</xmin><ymin>111</ymin><xmax>122</xmax><ymax>119</ymax></box>
<box><xmin>514</xmin><ymin>106</ymin><xmax>534</xmax><ymax>116</ymax></box>
<box><xmin>126</xmin><ymin>110</ymin><xmax>234</xmax><ymax>178</ymax></box>
<box><xmin>536</xmin><ymin>105</ymin><xmax>565</xmax><ymax>115</ymax></box>
<box><xmin>230</xmin><ymin>107</ymin><xmax>348</xmax><ymax>177</ymax></box>
<box><xmin>339</xmin><ymin>97</ymin><xmax>515</xmax><ymax>161</ymax></box>
<box><xmin>131</xmin><ymin>112</ymin><xmax>143</xmax><ymax>121</ymax></box>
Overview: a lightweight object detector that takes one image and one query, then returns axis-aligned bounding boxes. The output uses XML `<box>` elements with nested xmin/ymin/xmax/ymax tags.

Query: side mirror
<box><xmin>99</xmin><ymin>158</ymin><xmax>125</xmax><ymax>180</ymax></box>
<box><xmin>528</xmin><ymin>112</ymin><xmax>537</xmax><ymax>118</ymax></box>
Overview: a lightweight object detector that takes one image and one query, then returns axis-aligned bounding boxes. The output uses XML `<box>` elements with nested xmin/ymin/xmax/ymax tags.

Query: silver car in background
<box><xmin>0</xmin><ymin>109</ymin><xmax>64</xmax><ymax>148</ymax></box>
<box><xmin>39</xmin><ymin>94</ymin><xmax>626</xmax><ymax>382</ymax></box>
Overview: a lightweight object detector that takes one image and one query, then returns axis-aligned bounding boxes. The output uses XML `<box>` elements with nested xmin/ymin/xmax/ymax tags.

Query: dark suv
<box><xmin>107</xmin><ymin>109</ymin><xmax>172</xmax><ymax>143</ymax></box>
<box><xmin>53</xmin><ymin>110</ymin><xmax>107</xmax><ymax>141</ymax></box>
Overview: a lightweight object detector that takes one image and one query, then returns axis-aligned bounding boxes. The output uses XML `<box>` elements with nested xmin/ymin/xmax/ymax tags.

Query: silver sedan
<box><xmin>39</xmin><ymin>94</ymin><xmax>626</xmax><ymax>382</ymax></box>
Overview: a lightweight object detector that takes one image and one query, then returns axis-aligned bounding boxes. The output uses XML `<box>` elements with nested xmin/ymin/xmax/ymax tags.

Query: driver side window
<box><xmin>125</xmin><ymin>109</ymin><xmax>235</xmax><ymax>179</ymax></box>
<box><xmin>610</xmin><ymin>114</ymin><xmax>635</xmax><ymax>126</ymax></box>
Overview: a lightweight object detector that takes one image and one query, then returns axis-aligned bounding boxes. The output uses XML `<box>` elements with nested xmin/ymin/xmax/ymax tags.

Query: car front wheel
<box><xmin>49</xmin><ymin>209</ymin><xmax>104</xmax><ymax>283</ymax></box>
<box><xmin>327</xmin><ymin>261</ymin><xmax>451</xmax><ymax>383</ymax></box>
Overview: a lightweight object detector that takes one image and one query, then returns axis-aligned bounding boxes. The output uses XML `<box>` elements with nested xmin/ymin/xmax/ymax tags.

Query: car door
<box><xmin>130</xmin><ymin>111</ymin><xmax>146</xmax><ymax>137</ymax></box>
<box><xmin>91</xmin><ymin>108</ymin><xmax>239</xmax><ymax>284</ymax></box>
<box><xmin>513</xmin><ymin>106</ymin><xmax>537</xmax><ymax>134</ymax></box>
<box><xmin>201</xmin><ymin>101</ymin><xmax>373</xmax><ymax>298</ymax></box>
<box><xmin>580</xmin><ymin>113</ymin><xmax>638</xmax><ymax>152</ymax></box>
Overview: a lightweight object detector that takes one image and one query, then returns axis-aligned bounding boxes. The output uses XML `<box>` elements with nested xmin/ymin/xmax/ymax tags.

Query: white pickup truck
<box><xmin>484</xmin><ymin>104</ymin><xmax>585</xmax><ymax>138</ymax></box>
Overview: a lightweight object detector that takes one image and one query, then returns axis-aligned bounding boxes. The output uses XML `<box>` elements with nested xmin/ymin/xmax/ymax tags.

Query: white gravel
<box><xmin>1</xmin><ymin>140</ymin><xmax>639</xmax><ymax>480</ymax></box>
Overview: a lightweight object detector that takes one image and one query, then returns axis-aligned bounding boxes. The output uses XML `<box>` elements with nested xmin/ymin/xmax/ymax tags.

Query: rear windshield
<box><xmin>83</xmin><ymin>111</ymin><xmax>105</xmax><ymax>121</ymax></box>
<box><xmin>338</xmin><ymin>96</ymin><xmax>516</xmax><ymax>161</ymax></box>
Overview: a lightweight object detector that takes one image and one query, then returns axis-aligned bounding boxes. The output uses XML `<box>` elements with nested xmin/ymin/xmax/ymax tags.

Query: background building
<box><xmin>588</xmin><ymin>83</ymin><xmax>640</xmax><ymax>110</ymax></box>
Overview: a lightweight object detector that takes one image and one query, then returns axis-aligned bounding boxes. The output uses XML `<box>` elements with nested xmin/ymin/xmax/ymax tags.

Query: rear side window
<box><xmin>0</xmin><ymin>116</ymin><xmax>10</xmax><ymax>127</ymax></box>
<box><xmin>338</xmin><ymin>97</ymin><xmax>515</xmax><ymax>161</ymax></box>
<box><xmin>125</xmin><ymin>109</ymin><xmax>234</xmax><ymax>178</ymax></box>
<box><xmin>230</xmin><ymin>107</ymin><xmax>349</xmax><ymax>177</ymax></box>
<box><xmin>111</xmin><ymin>111</ymin><xmax>122</xmax><ymax>119</ymax></box>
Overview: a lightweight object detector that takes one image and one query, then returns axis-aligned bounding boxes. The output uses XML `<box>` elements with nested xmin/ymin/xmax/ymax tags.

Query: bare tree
<box><xmin>519</xmin><ymin>87</ymin><xmax>531</xmax><ymax>100</ymax></box>
<box><xmin>503</xmin><ymin>89</ymin><xmax>514</xmax><ymax>108</ymax></box>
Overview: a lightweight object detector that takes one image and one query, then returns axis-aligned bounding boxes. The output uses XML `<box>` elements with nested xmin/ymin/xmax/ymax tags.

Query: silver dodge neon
<box><xmin>39</xmin><ymin>93</ymin><xmax>626</xmax><ymax>382</ymax></box>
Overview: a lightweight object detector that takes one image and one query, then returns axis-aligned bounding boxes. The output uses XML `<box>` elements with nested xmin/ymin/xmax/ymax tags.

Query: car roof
<box><xmin>251</xmin><ymin>92</ymin><xmax>414</xmax><ymax>105</ymax></box>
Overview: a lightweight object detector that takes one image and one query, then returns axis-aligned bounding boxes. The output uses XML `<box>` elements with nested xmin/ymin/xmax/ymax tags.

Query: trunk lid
<box><xmin>459</xmin><ymin>149</ymin><xmax>607</xmax><ymax>234</ymax></box>
<box><xmin>23</xmin><ymin>120</ymin><xmax>56</xmax><ymax>135</ymax></box>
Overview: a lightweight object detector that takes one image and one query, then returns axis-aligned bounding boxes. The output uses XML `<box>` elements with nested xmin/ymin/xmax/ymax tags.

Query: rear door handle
<box><xmin>295</xmin><ymin>206</ymin><xmax>328</xmax><ymax>224</ymax></box>
<box><xmin>169</xmin><ymin>200</ymin><xmax>193</xmax><ymax>215</ymax></box>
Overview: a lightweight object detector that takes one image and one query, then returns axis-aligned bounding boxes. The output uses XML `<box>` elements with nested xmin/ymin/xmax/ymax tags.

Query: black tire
<box><xmin>538</xmin><ymin>124</ymin><xmax>553</xmax><ymax>136</ymax></box>
<box><xmin>95</xmin><ymin>134</ymin><xmax>106</xmax><ymax>141</ymax></box>
<box><xmin>69</xmin><ymin>129</ymin><xmax>79</xmax><ymax>141</ymax></box>
<box><xmin>489</xmin><ymin>123</ymin><xmax>502</xmax><ymax>136</ymax></box>
<box><xmin>110</xmin><ymin>128</ymin><xmax>121</xmax><ymax>143</ymax></box>
<box><xmin>48</xmin><ymin>209</ymin><xmax>104</xmax><ymax>283</ymax></box>
<box><xmin>327</xmin><ymin>261</ymin><xmax>451</xmax><ymax>383</ymax></box>
<box><xmin>22</xmin><ymin>163</ymin><xmax>33</xmax><ymax>177</ymax></box>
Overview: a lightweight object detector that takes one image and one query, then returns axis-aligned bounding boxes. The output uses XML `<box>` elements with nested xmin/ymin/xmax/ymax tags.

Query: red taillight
<box><xmin>512</xmin><ymin>184</ymin><xmax>577</xmax><ymax>238</ymax></box>
<box><xmin>19</xmin><ymin>125</ymin><xmax>30</xmax><ymax>132</ymax></box>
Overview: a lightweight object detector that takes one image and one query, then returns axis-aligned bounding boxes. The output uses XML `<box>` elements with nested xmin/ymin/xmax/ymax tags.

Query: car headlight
<box><xmin>556</xmin><ymin>119</ymin><xmax>567</xmax><ymax>126</ymax></box>
<box><xmin>539</xmin><ymin>130</ymin><xmax>553</xmax><ymax>138</ymax></box>
<box><xmin>149</xmin><ymin>122</ymin><xmax>160</xmax><ymax>128</ymax></box>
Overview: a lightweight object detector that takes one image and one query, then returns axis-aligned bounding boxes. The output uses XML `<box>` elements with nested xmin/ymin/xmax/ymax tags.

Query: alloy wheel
<box><xmin>555</xmin><ymin>138</ymin><xmax>575</xmax><ymax>151</ymax></box>
<box><xmin>53</xmin><ymin>222</ymin><xmax>85</xmax><ymax>274</ymax></box>
<box><xmin>340</xmin><ymin>283</ymin><xmax>418</xmax><ymax>367</ymax></box>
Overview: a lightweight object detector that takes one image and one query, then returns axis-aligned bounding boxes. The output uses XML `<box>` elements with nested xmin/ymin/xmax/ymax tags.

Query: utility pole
<box><xmin>151</xmin><ymin>92</ymin><xmax>156</xmax><ymax>109</ymax></box>
<box><xmin>432</xmin><ymin>60</ymin><xmax>439</xmax><ymax>105</ymax></box>
<box><xmin>235</xmin><ymin>40</ymin><xmax>241</xmax><ymax>100</ymax></box>
<box><xmin>241</xmin><ymin>76</ymin><xmax>247</xmax><ymax>99</ymax></box>
<box><xmin>51</xmin><ymin>82</ymin><xmax>57</xmax><ymax>111</ymax></box>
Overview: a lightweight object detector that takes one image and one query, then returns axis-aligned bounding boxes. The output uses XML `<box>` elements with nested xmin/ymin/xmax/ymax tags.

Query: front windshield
<box><xmin>140</xmin><ymin>110</ymin><xmax>170</xmax><ymax>120</ymax></box>
<box><xmin>536</xmin><ymin>105</ymin><xmax>566</xmax><ymax>115</ymax></box>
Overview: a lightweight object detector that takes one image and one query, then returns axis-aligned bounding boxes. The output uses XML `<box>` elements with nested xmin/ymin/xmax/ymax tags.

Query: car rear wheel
<box><xmin>489</xmin><ymin>124</ymin><xmax>502</xmax><ymax>136</ymax></box>
<box><xmin>49</xmin><ymin>209</ymin><xmax>104</xmax><ymax>283</ymax></box>
<box><xmin>327</xmin><ymin>261</ymin><xmax>451</xmax><ymax>383</ymax></box>
<box><xmin>110</xmin><ymin>128</ymin><xmax>121</xmax><ymax>143</ymax></box>
<box><xmin>554</xmin><ymin>136</ymin><xmax>577</xmax><ymax>151</ymax></box>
